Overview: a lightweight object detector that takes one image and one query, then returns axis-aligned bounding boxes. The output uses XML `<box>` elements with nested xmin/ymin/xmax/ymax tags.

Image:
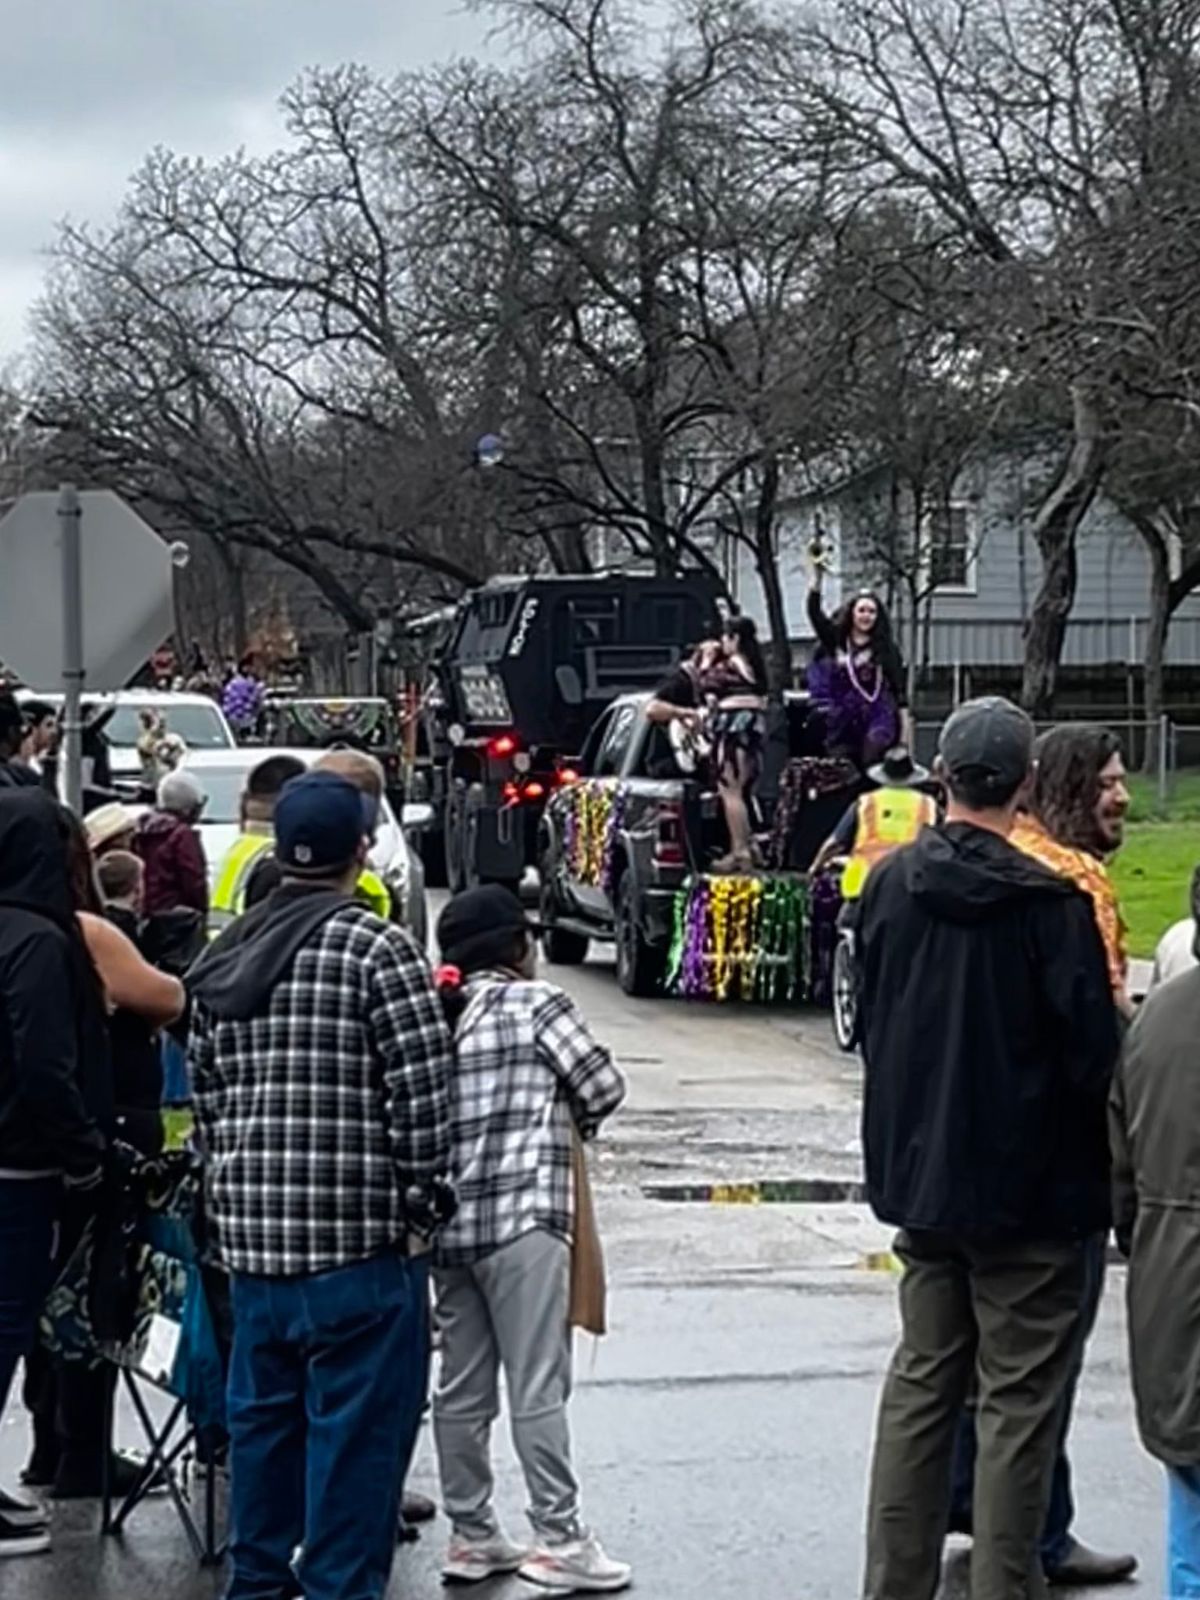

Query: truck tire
<box><xmin>421</xmin><ymin>827</ymin><xmax>448</xmax><ymax>889</ymax></box>
<box><xmin>831</xmin><ymin>935</ymin><xmax>859</xmax><ymax>1053</ymax></box>
<box><xmin>539</xmin><ymin>872</ymin><xmax>589</xmax><ymax>965</ymax></box>
<box><xmin>614</xmin><ymin>871</ymin><xmax>664</xmax><ymax>998</ymax></box>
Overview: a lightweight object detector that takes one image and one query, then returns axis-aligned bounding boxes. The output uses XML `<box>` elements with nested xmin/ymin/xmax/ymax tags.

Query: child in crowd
<box><xmin>431</xmin><ymin>884</ymin><xmax>630</xmax><ymax>1593</ymax></box>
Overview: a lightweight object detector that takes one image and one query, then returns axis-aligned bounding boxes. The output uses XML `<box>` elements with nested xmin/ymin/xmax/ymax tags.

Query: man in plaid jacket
<box><xmin>189</xmin><ymin>770</ymin><xmax>453</xmax><ymax>1600</ymax></box>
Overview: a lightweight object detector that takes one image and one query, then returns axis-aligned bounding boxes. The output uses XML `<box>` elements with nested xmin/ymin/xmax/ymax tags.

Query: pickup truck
<box><xmin>537</xmin><ymin>691</ymin><xmax>854</xmax><ymax>997</ymax></box>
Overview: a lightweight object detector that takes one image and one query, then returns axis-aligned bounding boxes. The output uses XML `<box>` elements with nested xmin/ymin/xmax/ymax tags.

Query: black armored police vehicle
<box><xmin>401</xmin><ymin>571</ymin><xmax>723</xmax><ymax>891</ymax></box>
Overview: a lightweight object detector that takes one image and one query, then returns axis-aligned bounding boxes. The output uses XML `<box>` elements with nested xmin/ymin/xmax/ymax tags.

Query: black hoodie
<box><xmin>0</xmin><ymin>790</ymin><xmax>107</xmax><ymax>1178</ymax></box>
<box><xmin>857</xmin><ymin>821</ymin><xmax>1119</xmax><ymax>1240</ymax></box>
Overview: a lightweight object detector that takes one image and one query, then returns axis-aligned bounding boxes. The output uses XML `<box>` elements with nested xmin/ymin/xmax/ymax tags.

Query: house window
<box><xmin>927</xmin><ymin>503</ymin><xmax>975</xmax><ymax>592</ymax></box>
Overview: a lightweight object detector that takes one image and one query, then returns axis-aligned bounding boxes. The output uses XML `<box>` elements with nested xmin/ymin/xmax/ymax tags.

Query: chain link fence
<box><xmin>913</xmin><ymin>717</ymin><xmax>1200</xmax><ymax>813</ymax></box>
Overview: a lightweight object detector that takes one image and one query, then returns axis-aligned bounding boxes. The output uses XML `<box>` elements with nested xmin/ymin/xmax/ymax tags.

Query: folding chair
<box><xmin>101</xmin><ymin>1309</ymin><xmax>227</xmax><ymax>1566</ymax></box>
<box><xmin>41</xmin><ymin>1148</ymin><xmax>230</xmax><ymax>1568</ymax></box>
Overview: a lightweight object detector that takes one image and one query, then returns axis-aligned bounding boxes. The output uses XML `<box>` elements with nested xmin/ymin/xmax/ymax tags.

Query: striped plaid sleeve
<box><xmin>533</xmin><ymin>985</ymin><xmax>626</xmax><ymax>1138</ymax></box>
<box><xmin>187</xmin><ymin>996</ymin><xmax>218</xmax><ymax>1143</ymax></box>
<box><xmin>364</xmin><ymin>926</ymin><xmax>454</xmax><ymax>1186</ymax></box>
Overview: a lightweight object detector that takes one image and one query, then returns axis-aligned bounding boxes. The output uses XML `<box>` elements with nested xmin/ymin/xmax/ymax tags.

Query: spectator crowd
<box><xmin>3</xmin><ymin>678</ymin><xmax>1200</xmax><ymax>1599</ymax></box>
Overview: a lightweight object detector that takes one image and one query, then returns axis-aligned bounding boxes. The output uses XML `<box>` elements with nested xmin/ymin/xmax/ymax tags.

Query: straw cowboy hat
<box><xmin>84</xmin><ymin>801</ymin><xmax>137</xmax><ymax>854</ymax></box>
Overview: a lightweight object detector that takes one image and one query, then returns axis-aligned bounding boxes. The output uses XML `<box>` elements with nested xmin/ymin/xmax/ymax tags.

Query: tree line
<box><xmin>10</xmin><ymin>0</ymin><xmax>1200</xmax><ymax>715</ymax></box>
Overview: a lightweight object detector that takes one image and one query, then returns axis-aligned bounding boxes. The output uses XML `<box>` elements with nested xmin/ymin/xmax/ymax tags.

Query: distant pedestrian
<box><xmin>134</xmin><ymin>770</ymin><xmax>209</xmax><ymax>917</ymax></box>
<box><xmin>222</xmin><ymin>657</ymin><xmax>264</xmax><ymax>739</ymax></box>
<box><xmin>0</xmin><ymin>694</ymin><xmax>40</xmax><ymax>790</ymax></box>
<box><xmin>189</xmin><ymin>771</ymin><xmax>453</xmax><ymax>1600</ymax></box>
<box><xmin>0</xmin><ymin>790</ymin><xmax>107</xmax><ymax>1554</ymax></box>
<box><xmin>83</xmin><ymin>801</ymin><xmax>136</xmax><ymax>860</ymax></box>
<box><xmin>1150</xmin><ymin>864</ymin><xmax>1199</xmax><ymax>988</ymax></box>
<box><xmin>1111</xmin><ymin>933</ymin><xmax>1200</xmax><ymax>1596</ymax></box>
<box><xmin>208</xmin><ymin>753</ymin><xmax>306</xmax><ymax>931</ymax></box>
<box><xmin>19</xmin><ymin>700</ymin><xmax>59</xmax><ymax>792</ymax></box>
<box><xmin>432</xmin><ymin>884</ymin><xmax>630</xmax><ymax>1593</ymax></box>
<box><xmin>856</xmin><ymin>698</ymin><xmax>1120</xmax><ymax>1600</ymax></box>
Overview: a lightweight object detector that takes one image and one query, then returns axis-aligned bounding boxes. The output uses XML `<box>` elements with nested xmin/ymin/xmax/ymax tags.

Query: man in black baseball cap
<box><xmin>855</xmin><ymin>697</ymin><xmax>1121</xmax><ymax>1600</ymax></box>
<box><xmin>188</xmin><ymin>770</ymin><xmax>453</xmax><ymax>1600</ymax></box>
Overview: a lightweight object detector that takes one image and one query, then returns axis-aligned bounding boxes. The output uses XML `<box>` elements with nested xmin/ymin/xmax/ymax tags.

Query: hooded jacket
<box><xmin>0</xmin><ymin>790</ymin><xmax>108</xmax><ymax>1178</ymax></box>
<box><xmin>858</xmin><ymin>822</ymin><xmax>1119</xmax><ymax>1240</ymax></box>
<box><xmin>1111</xmin><ymin>969</ymin><xmax>1200</xmax><ymax>1464</ymax></box>
<box><xmin>135</xmin><ymin>809</ymin><xmax>209</xmax><ymax>917</ymax></box>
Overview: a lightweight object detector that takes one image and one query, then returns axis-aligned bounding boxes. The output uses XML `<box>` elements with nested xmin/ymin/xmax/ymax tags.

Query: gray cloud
<box><xmin>0</xmin><ymin>1</ymin><xmax>491</xmax><ymax>353</ymax></box>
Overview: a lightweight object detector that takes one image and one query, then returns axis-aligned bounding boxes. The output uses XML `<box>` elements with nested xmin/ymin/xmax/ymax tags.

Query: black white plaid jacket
<box><xmin>190</xmin><ymin>906</ymin><xmax>453</xmax><ymax>1277</ymax></box>
<box><xmin>434</xmin><ymin>973</ymin><xmax>626</xmax><ymax>1267</ymax></box>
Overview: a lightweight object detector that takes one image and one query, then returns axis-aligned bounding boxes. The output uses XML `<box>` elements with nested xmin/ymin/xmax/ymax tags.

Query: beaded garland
<box><xmin>665</xmin><ymin>873</ymin><xmax>811</xmax><ymax>1003</ymax></box>
<box><xmin>561</xmin><ymin>781</ymin><xmax>629</xmax><ymax>893</ymax></box>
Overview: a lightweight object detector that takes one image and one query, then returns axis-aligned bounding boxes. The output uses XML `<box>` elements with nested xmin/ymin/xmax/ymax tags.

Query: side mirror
<box><xmin>555</xmin><ymin>665</ymin><xmax>584</xmax><ymax>706</ymax></box>
<box><xmin>401</xmin><ymin>801</ymin><xmax>434</xmax><ymax>833</ymax></box>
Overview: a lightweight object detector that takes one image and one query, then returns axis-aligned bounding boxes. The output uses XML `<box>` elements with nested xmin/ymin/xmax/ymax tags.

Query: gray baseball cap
<box><xmin>938</xmin><ymin>696</ymin><xmax>1034</xmax><ymax>793</ymax></box>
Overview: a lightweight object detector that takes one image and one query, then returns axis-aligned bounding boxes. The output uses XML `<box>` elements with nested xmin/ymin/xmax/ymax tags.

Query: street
<box><xmin>0</xmin><ymin>934</ymin><xmax>1164</xmax><ymax>1600</ymax></box>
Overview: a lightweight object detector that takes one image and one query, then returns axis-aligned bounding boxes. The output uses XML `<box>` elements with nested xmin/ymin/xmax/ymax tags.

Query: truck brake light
<box><xmin>654</xmin><ymin>800</ymin><xmax>685</xmax><ymax>867</ymax></box>
<box><xmin>488</xmin><ymin>733</ymin><xmax>518</xmax><ymax>758</ymax></box>
<box><xmin>556</xmin><ymin>767</ymin><xmax>580</xmax><ymax>787</ymax></box>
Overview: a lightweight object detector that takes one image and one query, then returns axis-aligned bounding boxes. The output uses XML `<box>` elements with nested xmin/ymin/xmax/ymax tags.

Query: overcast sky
<box><xmin>0</xmin><ymin>1</ymin><xmax>498</xmax><ymax>358</ymax></box>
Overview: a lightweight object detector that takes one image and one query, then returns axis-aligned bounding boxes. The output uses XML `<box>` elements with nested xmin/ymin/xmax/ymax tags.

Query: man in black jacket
<box><xmin>0</xmin><ymin>789</ymin><xmax>106</xmax><ymax>1555</ymax></box>
<box><xmin>858</xmin><ymin>698</ymin><xmax>1119</xmax><ymax>1600</ymax></box>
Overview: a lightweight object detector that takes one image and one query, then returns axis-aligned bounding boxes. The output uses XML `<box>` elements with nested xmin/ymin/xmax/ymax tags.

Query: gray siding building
<box><xmin>723</xmin><ymin>443</ymin><xmax>1200</xmax><ymax>671</ymax></box>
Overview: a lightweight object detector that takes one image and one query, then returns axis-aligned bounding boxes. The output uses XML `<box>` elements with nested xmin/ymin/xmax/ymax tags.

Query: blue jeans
<box><xmin>1168</xmin><ymin>1466</ymin><xmax>1200</xmax><ymax>1597</ymax></box>
<box><xmin>0</xmin><ymin>1177</ymin><xmax>59</xmax><ymax>1416</ymax></box>
<box><xmin>227</xmin><ymin>1252</ymin><xmax>429</xmax><ymax>1600</ymax></box>
<box><xmin>950</xmin><ymin>1231</ymin><xmax>1107</xmax><ymax>1569</ymax></box>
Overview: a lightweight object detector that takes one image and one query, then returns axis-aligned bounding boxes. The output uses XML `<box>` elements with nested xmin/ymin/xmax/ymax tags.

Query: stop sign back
<box><xmin>0</xmin><ymin>490</ymin><xmax>176</xmax><ymax>691</ymax></box>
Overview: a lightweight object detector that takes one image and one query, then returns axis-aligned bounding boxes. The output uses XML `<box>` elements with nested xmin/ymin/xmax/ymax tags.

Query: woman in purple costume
<box><xmin>805</xmin><ymin>568</ymin><xmax>908</xmax><ymax>770</ymax></box>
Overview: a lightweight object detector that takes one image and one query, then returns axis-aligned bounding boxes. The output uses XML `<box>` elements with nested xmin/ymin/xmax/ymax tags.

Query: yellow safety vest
<box><xmin>355</xmin><ymin>868</ymin><xmax>392</xmax><ymax>921</ymax></box>
<box><xmin>841</xmin><ymin>787</ymin><xmax>937</xmax><ymax>901</ymax></box>
<box><xmin>211</xmin><ymin>836</ymin><xmax>392</xmax><ymax>929</ymax></box>
<box><xmin>210</xmin><ymin>834</ymin><xmax>275</xmax><ymax>931</ymax></box>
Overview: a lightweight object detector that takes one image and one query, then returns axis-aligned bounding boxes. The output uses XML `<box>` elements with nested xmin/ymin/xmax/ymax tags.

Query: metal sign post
<box><xmin>58</xmin><ymin>485</ymin><xmax>84</xmax><ymax>814</ymax></box>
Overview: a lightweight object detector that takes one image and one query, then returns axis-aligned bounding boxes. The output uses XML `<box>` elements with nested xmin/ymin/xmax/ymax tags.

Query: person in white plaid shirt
<box><xmin>430</xmin><ymin>884</ymin><xmax>630</xmax><ymax>1595</ymax></box>
<box><xmin>188</xmin><ymin>770</ymin><xmax>453</xmax><ymax>1600</ymax></box>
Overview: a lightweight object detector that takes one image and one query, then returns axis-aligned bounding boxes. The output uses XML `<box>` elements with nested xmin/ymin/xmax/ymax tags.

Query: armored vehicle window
<box><xmin>478</xmin><ymin>591</ymin><xmax>517</xmax><ymax>629</ymax></box>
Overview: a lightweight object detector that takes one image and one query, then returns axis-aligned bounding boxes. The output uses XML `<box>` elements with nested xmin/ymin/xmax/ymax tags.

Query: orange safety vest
<box><xmin>841</xmin><ymin>787</ymin><xmax>937</xmax><ymax>900</ymax></box>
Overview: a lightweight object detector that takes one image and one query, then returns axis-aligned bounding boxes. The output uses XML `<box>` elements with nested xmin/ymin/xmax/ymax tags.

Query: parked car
<box><xmin>16</xmin><ymin>688</ymin><xmax>234</xmax><ymax>796</ymax></box>
<box><xmin>178</xmin><ymin>747</ymin><xmax>429</xmax><ymax>949</ymax></box>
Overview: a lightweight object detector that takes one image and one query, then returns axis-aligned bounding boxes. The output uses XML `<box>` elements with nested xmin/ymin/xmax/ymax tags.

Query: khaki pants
<box><xmin>864</xmin><ymin>1231</ymin><xmax>1087</xmax><ymax>1600</ymax></box>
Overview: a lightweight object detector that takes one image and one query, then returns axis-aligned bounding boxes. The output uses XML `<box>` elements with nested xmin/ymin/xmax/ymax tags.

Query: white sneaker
<box><xmin>442</xmin><ymin>1530</ymin><xmax>529</xmax><ymax>1585</ymax></box>
<box><xmin>519</xmin><ymin>1533</ymin><xmax>632</xmax><ymax>1593</ymax></box>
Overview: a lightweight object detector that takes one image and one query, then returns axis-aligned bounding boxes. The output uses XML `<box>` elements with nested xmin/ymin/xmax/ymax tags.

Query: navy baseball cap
<box><xmin>274</xmin><ymin>771</ymin><xmax>371</xmax><ymax>878</ymax></box>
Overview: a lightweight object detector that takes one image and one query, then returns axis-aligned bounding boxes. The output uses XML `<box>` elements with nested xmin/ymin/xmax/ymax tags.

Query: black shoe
<box><xmin>402</xmin><ymin>1490</ymin><xmax>437</xmax><ymax>1525</ymax></box>
<box><xmin>0</xmin><ymin>1512</ymin><xmax>51</xmax><ymax>1559</ymax></box>
<box><xmin>945</xmin><ymin>1510</ymin><xmax>973</xmax><ymax>1538</ymax></box>
<box><xmin>1045</xmin><ymin>1538</ymin><xmax>1138</xmax><ymax>1587</ymax></box>
<box><xmin>0</xmin><ymin>1490</ymin><xmax>47</xmax><ymax>1532</ymax></box>
<box><xmin>19</xmin><ymin>1447</ymin><xmax>60</xmax><ymax>1491</ymax></box>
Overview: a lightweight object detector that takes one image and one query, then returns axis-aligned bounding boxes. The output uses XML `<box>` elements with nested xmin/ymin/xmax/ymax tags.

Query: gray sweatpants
<box><xmin>433</xmin><ymin>1229</ymin><xmax>582</xmax><ymax>1543</ymax></box>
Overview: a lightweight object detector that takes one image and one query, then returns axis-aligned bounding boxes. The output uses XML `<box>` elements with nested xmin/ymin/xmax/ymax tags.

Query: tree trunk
<box><xmin>1020</xmin><ymin>389</ymin><xmax>1105</xmax><ymax>716</ymax></box>
<box><xmin>1141</xmin><ymin>524</ymin><xmax>1171</xmax><ymax>775</ymax></box>
<box><xmin>213</xmin><ymin>536</ymin><xmax>249</xmax><ymax>658</ymax></box>
<box><xmin>752</xmin><ymin>455</ymin><xmax>792</xmax><ymax>691</ymax></box>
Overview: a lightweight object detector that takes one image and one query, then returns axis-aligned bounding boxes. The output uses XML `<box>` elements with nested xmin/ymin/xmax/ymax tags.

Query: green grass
<box><xmin>1127</xmin><ymin>770</ymin><xmax>1200</xmax><ymax>823</ymax></box>
<box><xmin>1113</xmin><ymin>822</ymin><xmax>1200</xmax><ymax>958</ymax></box>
